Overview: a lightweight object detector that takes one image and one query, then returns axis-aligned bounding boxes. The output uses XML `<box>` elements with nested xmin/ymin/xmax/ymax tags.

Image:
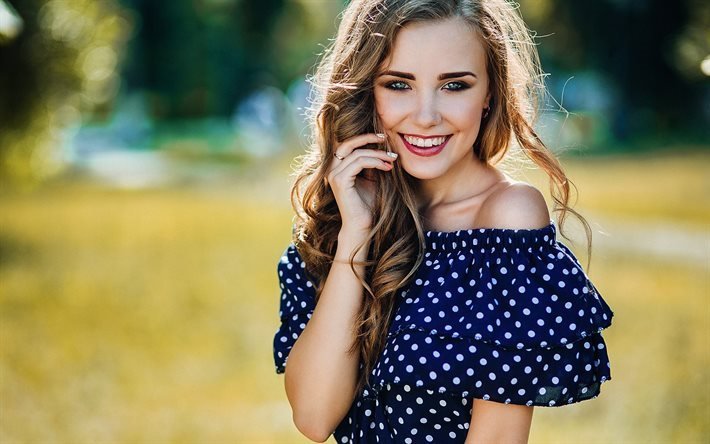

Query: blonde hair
<box><xmin>289</xmin><ymin>0</ymin><xmax>593</xmax><ymax>397</ymax></box>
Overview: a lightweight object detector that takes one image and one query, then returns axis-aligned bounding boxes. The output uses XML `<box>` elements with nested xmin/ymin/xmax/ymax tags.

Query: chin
<box><xmin>399</xmin><ymin>163</ymin><xmax>444</xmax><ymax>181</ymax></box>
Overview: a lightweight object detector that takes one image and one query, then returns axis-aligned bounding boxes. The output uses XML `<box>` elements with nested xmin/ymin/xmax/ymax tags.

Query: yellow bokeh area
<box><xmin>1</xmin><ymin>150</ymin><xmax>708</xmax><ymax>442</ymax></box>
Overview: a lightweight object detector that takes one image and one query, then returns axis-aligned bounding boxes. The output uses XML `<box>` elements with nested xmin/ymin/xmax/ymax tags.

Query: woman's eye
<box><xmin>443</xmin><ymin>81</ymin><xmax>470</xmax><ymax>91</ymax></box>
<box><xmin>382</xmin><ymin>80</ymin><xmax>469</xmax><ymax>91</ymax></box>
<box><xmin>385</xmin><ymin>81</ymin><xmax>410</xmax><ymax>90</ymax></box>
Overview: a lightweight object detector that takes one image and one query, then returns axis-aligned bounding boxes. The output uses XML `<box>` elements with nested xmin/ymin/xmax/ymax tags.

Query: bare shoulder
<box><xmin>477</xmin><ymin>181</ymin><xmax>551</xmax><ymax>230</ymax></box>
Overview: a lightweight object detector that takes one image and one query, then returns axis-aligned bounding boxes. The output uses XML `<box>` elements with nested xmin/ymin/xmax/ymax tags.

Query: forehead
<box><xmin>381</xmin><ymin>17</ymin><xmax>487</xmax><ymax>75</ymax></box>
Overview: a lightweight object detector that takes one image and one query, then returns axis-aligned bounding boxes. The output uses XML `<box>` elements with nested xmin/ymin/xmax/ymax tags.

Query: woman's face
<box><xmin>374</xmin><ymin>17</ymin><xmax>491</xmax><ymax>181</ymax></box>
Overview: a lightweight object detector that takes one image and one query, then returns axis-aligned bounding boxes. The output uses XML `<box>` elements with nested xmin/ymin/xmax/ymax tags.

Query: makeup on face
<box><xmin>373</xmin><ymin>18</ymin><xmax>491</xmax><ymax>181</ymax></box>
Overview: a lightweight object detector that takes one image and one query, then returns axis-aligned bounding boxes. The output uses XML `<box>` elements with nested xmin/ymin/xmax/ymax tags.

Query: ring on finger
<box><xmin>333</xmin><ymin>152</ymin><xmax>346</xmax><ymax>161</ymax></box>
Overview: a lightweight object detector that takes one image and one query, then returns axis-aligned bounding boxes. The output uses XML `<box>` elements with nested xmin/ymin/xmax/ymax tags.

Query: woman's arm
<box><xmin>283</xmin><ymin>228</ymin><xmax>369</xmax><ymax>442</ymax></box>
<box><xmin>465</xmin><ymin>399</ymin><xmax>534</xmax><ymax>444</ymax></box>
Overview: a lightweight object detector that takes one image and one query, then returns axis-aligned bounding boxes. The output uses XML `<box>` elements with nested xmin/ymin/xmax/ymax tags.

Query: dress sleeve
<box><xmin>373</xmin><ymin>226</ymin><xmax>615</xmax><ymax>407</ymax></box>
<box><xmin>273</xmin><ymin>243</ymin><xmax>317</xmax><ymax>374</ymax></box>
<box><xmin>467</xmin><ymin>237</ymin><xmax>615</xmax><ymax>406</ymax></box>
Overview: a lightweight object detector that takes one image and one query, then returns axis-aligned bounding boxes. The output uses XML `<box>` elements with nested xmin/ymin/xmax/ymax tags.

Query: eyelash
<box><xmin>383</xmin><ymin>80</ymin><xmax>471</xmax><ymax>91</ymax></box>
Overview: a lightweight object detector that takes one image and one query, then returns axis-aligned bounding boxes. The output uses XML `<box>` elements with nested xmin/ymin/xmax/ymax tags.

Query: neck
<box><xmin>414</xmin><ymin>154</ymin><xmax>497</xmax><ymax>210</ymax></box>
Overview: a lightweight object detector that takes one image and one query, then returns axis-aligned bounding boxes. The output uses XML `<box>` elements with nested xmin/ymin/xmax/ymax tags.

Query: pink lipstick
<box><xmin>399</xmin><ymin>134</ymin><xmax>451</xmax><ymax>157</ymax></box>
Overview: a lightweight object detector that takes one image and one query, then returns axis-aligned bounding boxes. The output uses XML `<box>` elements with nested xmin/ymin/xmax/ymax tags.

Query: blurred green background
<box><xmin>0</xmin><ymin>0</ymin><xmax>708</xmax><ymax>442</ymax></box>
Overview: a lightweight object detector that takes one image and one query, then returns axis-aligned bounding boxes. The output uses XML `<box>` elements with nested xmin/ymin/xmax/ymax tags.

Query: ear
<box><xmin>484</xmin><ymin>91</ymin><xmax>492</xmax><ymax>108</ymax></box>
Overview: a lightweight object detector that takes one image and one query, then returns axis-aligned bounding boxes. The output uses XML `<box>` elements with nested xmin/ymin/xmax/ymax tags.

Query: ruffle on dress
<box><xmin>367</xmin><ymin>220</ymin><xmax>614</xmax><ymax>406</ymax></box>
<box><xmin>273</xmin><ymin>244</ymin><xmax>316</xmax><ymax>374</ymax></box>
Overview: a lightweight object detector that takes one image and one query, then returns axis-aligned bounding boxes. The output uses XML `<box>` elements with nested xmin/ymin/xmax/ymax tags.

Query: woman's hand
<box><xmin>325</xmin><ymin>133</ymin><xmax>397</xmax><ymax>233</ymax></box>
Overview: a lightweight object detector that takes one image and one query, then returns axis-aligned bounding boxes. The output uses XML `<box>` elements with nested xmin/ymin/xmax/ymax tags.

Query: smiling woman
<box><xmin>374</xmin><ymin>18</ymin><xmax>491</xmax><ymax>182</ymax></box>
<box><xmin>273</xmin><ymin>1</ymin><xmax>615</xmax><ymax>443</ymax></box>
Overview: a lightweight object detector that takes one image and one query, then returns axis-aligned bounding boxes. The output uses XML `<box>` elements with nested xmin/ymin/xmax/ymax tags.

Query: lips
<box><xmin>399</xmin><ymin>133</ymin><xmax>451</xmax><ymax>157</ymax></box>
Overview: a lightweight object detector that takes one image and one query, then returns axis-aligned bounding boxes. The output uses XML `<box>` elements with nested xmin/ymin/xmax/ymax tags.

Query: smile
<box><xmin>399</xmin><ymin>133</ymin><xmax>452</xmax><ymax>157</ymax></box>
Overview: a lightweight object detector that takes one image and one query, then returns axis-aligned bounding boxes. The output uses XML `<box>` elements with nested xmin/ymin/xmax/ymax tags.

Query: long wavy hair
<box><xmin>289</xmin><ymin>0</ymin><xmax>593</xmax><ymax>397</ymax></box>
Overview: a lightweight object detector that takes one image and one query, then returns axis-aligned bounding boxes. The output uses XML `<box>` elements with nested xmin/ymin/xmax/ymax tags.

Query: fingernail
<box><xmin>376</xmin><ymin>133</ymin><xmax>386</xmax><ymax>138</ymax></box>
<box><xmin>386</xmin><ymin>151</ymin><xmax>398</xmax><ymax>158</ymax></box>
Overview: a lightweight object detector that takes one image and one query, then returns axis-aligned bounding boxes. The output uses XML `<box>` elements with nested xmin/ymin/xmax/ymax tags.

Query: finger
<box><xmin>329</xmin><ymin>156</ymin><xmax>393</xmax><ymax>187</ymax></box>
<box><xmin>329</xmin><ymin>149</ymin><xmax>397</xmax><ymax>180</ymax></box>
<box><xmin>333</xmin><ymin>133</ymin><xmax>387</xmax><ymax>158</ymax></box>
<box><xmin>337</xmin><ymin>148</ymin><xmax>398</xmax><ymax>166</ymax></box>
<box><xmin>327</xmin><ymin>134</ymin><xmax>394</xmax><ymax>186</ymax></box>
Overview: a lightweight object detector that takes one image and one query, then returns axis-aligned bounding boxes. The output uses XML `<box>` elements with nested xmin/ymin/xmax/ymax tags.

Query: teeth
<box><xmin>404</xmin><ymin>135</ymin><xmax>447</xmax><ymax>148</ymax></box>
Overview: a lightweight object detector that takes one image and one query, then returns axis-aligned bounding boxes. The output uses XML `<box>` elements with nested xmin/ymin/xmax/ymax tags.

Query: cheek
<box><xmin>442</xmin><ymin>99</ymin><xmax>482</xmax><ymax>131</ymax></box>
<box><xmin>375</xmin><ymin>94</ymin><xmax>409</xmax><ymax>127</ymax></box>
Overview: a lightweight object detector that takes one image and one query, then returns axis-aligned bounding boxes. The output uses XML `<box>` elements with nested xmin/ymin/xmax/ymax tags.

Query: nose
<box><xmin>413</xmin><ymin>92</ymin><xmax>442</xmax><ymax>128</ymax></box>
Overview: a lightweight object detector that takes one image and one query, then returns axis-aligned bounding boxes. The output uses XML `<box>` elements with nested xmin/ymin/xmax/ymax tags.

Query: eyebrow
<box><xmin>377</xmin><ymin>70</ymin><xmax>477</xmax><ymax>80</ymax></box>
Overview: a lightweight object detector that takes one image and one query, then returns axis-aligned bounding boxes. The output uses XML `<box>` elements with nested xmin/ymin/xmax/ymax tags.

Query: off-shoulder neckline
<box><xmin>423</xmin><ymin>219</ymin><xmax>557</xmax><ymax>251</ymax></box>
<box><xmin>423</xmin><ymin>219</ymin><xmax>556</xmax><ymax>235</ymax></box>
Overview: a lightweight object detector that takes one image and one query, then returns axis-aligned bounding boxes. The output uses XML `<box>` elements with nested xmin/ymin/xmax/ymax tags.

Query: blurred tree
<box><xmin>520</xmin><ymin>0</ymin><xmax>707</xmax><ymax>143</ymax></box>
<box><xmin>120</xmin><ymin>0</ymin><xmax>346</xmax><ymax>119</ymax></box>
<box><xmin>0</xmin><ymin>0</ymin><xmax>132</xmax><ymax>189</ymax></box>
<box><xmin>121</xmin><ymin>0</ymin><xmax>287</xmax><ymax>118</ymax></box>
<box><xmin>671</xmin><ymin>0</ymin><xmax>710</xmax><ymax>81</ymax></box>
<box><xmin>0</xmin><ymin>0</ymin><xmax>23</xmax><ymax>42</ymax></box>
<box><xmin>0</xmin><ymin>0</ymin><xmax>346</xmax><ymax>188</ymax></box>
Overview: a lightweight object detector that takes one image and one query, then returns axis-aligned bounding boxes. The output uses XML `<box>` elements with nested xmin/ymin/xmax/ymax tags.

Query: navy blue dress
<box><xmin>273</xmin><ymin>220</ymin><xmax>614</xmax><ymax>443</ymax></box>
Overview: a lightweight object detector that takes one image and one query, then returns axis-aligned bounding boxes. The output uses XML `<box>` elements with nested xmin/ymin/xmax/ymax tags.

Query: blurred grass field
<box><xmin>0</xmin><ymin>149</ymin><xmax>708</xmax><ymax>443</ymax></box>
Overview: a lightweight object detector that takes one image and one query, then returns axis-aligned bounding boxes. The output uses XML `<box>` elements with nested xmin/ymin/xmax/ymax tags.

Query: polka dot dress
<box><xmin>273</xmin><ymin>220</ymin><xmax>614</xmax><ymax>443</ymax></box>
